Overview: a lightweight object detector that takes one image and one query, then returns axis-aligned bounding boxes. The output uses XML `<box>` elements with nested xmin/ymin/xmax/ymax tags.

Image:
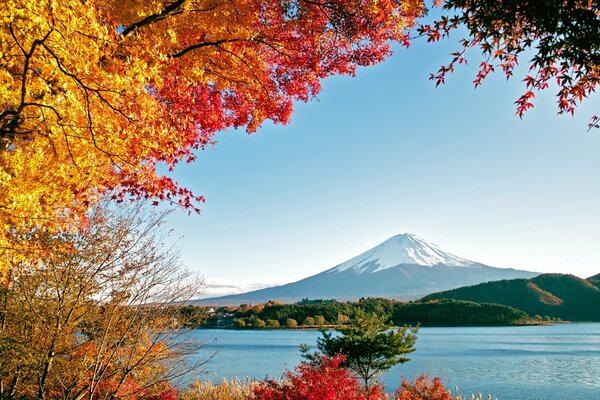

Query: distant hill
<box><xmin>392</xmin><ymin>299</ymin><xmax>530</xmax><ymax>326</ymax></box>
<box><xmin>588</xmin><ymin>273</ymin><xmax>600</xmax><ymax>288</ymax></box>
<box><xmin>194</xmin><ymin>234</ymin><xmax>538</xmax><ymax>305</ymax></box>
<box><xmin>422</xmin><ymin>273</ymin><xmax>600</xmax><ymax>321</ymax></box>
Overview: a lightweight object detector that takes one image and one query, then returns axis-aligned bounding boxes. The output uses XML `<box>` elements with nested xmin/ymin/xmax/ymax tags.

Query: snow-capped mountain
<box><xmin>331</xmin><ymin>233</ymin><xmax>478</xmax><ymax>273</ymax></box>
<box><xmin>194</xmin><ymin>234</ymin><xmax>539</xmax><ymax>305</ymax></box>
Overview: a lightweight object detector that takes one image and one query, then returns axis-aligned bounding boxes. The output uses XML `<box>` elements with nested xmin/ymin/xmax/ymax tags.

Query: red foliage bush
<box><xmin>394</xmin><ymin>375</ymin><xmax>453</xmax><ymax>400</ymax></box>
<box><xmin>146</xmin><ymin>389</ymin><xmax>178</xmax><ymax>400</ymax></box>
<box><xmin>254</xmin><ymin>356</ymin><xmax>383</xmax><ymax>400</ymax></box>
<box><xmin>94</xmin><ymin>377</ymin><xmax>176</xmax><ymax>400</ymax></box>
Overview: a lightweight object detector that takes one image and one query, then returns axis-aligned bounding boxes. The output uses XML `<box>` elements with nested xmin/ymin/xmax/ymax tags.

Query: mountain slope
<box><xmin>195</xmin><ymin>234</ymin><xmax>538</xmax><ymax>305</ymax></box>
<box><xmin>422</xmin><ymin>273</ymin><xmax>600</xmax><ymax>321</ymax></box>
<box><xmin>588</xmin><ymin>273</ymin><xmax>600</xmax><ymax>288</ymax></box>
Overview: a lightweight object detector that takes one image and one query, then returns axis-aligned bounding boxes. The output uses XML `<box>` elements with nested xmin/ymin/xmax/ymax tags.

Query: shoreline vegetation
<box><xmin>183</xmin><ymin>297</ymin><xmax>566</xmax><ymax>330</ymax></box>
<box><xmin>187</xmin><ymin>272</ymin><xmax>600</xmax><ymax>330</ymax></box>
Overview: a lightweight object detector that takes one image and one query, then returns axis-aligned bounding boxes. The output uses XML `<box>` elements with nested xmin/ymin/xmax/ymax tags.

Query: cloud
<box><xmin>197</xmin><ymin>277</ymin><xmax>280</xmax><ymax>298</ymax></box>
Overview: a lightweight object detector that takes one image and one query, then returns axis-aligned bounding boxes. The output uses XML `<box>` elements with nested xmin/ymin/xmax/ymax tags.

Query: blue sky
<box><xmin>163</xmin><ymin>35</ymin><xmax>600</xmax><ymax>297</ymax></box>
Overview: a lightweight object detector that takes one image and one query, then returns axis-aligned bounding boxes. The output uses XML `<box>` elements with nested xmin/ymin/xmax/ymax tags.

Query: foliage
<box><xmin>254</xmin><ymin>355</ymin><xmax>383</xmax><ymax>400</ymax></box>
<box><xmin>0</xmin><ymin>0</ymin><xmax>423</xmax><ymax>270</ymax></box>
<box><xmin>180</xmin><ymin>305</ymin><xmax>209</xmax><ymax>328</ymax></box>
<box><xmin>234</xmin><ymin>318</ymin><xmax>247</xmax><ymax>329</ymax></box>
<box><xmin>178</xmin><ymin>367</ymin><xmax>485</xmax><ymax>400</ymax></box>
<box><xmin>394</xmin><ymin>375</ymin><xmax>453</xmax><ymax>400</ymax></box>
<box><xmin>205</xmin><ymin>300</ymin><xmax>351</xmax><ymax>328</ymax></box>
<box><xmin>420</xmin><ymin>0</ymin><xmax>599</xmax><ymax>128</ymax></box>
<box><xmin>309</xmin><ymin>311</ymin><xmax>418</xmax><ymax>389</ymax></box>
<box><xmin>285</xmin><ymin>318</ymin><xmax>298</xmax><ymax>328</ymax></box>
<box><xmin>0</xmin><ymin>203</ymin><xmax>204</xmax><ymax>400</ymax></box>
<box><xmin>392</xmin><ymin>299</ymin><xmax>530</xmax><ymax>326</ymax></box>
<box><xmin>314</xmin><ymin>315</ymin><xmax>326</xmax><ymax>326</ymax></box>
<box><xmin>253</xmin><ymin>318</ymin><xmax>267</xmax><ymax>329</ymax></box>
<box><xmin>422</xmin><ymin>273</ymin><xmax>600</xmax><ymax>321</ymax></box>
<box><xmin>181</xmin><ymin>368</ymin><xmax>480</xmax><ymax>400</ymax></box>
<box><xmin>201</xmin><ymin>297</ymin><xmax>532</xmax><ymax>329</ymax></box>
<box><xmin>266</xmin><ymin>319</ymin><xmax>281</xmax><ymax>328</ymax></box>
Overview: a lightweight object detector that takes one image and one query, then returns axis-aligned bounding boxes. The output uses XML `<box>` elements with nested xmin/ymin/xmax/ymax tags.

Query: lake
<box><xmin>184</xmin><ymin>323</ymin><xmax>600</xmax><ymax>400</ymax></box>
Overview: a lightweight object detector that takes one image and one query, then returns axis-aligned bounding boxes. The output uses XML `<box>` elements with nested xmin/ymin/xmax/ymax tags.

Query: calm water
<box><xmin>184</xmin><ymin>323</ymin><xmax>600</xmax><ymax>400</ymax></box>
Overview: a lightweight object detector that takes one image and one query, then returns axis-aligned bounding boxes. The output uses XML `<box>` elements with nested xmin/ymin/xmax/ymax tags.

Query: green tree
<box><xmin>337</xmin><ymin>313</ymin><xmax>350</xmax><ymax>325</ymax></box>
<box><xmin>302</xmin><ymin>316</ymin><xmax>315</xmax><ymax>326</ymax></box>
<box><xmin>266</xmin><ymin>319</ymin><xmax>281</xmax><ymax>329</ymax></box>
<box><xmin>286</xmin><ymin>318</ymin><xmax>298</xmax><ymax>329</ymax></box>
<box><xmin>309</xmin><ymin>311</ymin><xmax>418</xmax><ymax>390</ymax></box>
<box><xmin>233</xmin><ymin>318</ymin><xmax>246</xmax><ymax>329</ymax></box>
<box><xmin>314</xmin><ymin>315</ymin><xmax>326</xmax><ymax>326</ymax></box>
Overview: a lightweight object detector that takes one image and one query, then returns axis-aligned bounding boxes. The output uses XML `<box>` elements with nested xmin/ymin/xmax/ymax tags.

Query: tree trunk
<box><xmin>37</xmin><ymin>349</ymin><xmax>55</xmax><ymax>400</ymax></box>
<box><xmin>8</xmin><ymin>367</ymin><xmax>21</xmax><ymax>400</ymax></box>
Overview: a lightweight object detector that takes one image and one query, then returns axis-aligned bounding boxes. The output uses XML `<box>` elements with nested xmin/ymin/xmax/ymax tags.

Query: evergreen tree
<box><xmin>306</xmin><ymin>310</ymin><xmax>418</xmax><ymax>390</ymax></box>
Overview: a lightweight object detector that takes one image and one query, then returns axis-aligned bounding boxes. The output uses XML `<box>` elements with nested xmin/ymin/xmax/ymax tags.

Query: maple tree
<box><xmin>254</xmin><ymin>355</ymin><xmax>384</xmax><ymax>400</ymax></box>
<box><xmin>0</xmin><ymin>0</ymin><xmax>423</xmax><ymax>270</ymax></box>
<box><xmin>420</xmin><ymin>0</ymin><xmax>599</xmax><ymax>128</ymax></box>
<box><xmin>394</xmin><ymin>375</ymin><xmax>453</xmax><ymax>400</ymax></box>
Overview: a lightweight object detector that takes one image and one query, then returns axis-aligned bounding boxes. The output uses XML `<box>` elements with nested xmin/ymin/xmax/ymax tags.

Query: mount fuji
<box><xmin>195</xmin><ymin>234</ymin><xmax>539</xmax><ymax>305</ymax></box>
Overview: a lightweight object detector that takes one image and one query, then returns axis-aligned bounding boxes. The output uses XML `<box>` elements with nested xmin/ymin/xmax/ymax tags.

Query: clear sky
<box><xmin>162</xmin><ymin>34</ymin><xmax>600</xmax><ymax>297</ymax></box>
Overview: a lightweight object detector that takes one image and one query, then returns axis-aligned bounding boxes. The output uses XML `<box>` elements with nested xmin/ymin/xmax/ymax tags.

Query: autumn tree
<box><xmin>420</xmin><ymin>0</ymin><xmax>599</xmax><ymax>128</ymax></box>
<box><xmin>394</xmin><ymin>375</ymin><xmax>453</xmax><ymax>400</ymax></box>
<box><xmin>305</xmin><ymin>310</ymin><xmax>418</xmax><ymax>390</ymax></box>
<box><xmin>254</xmin><ymin>355</ymin><xmax>384</xmax><ymax>400</ymax></box>
<box><xmin>286</xmin><ymin>318</ymin><xmax>298</xmax><ymax>329</ymax></box>
<box><xmin>0</xmin><ymin>203</ymin><xmax>205</xmax><ymax>400</ymax></box>
<box><xmin>314</xmin><ymin>315</ymin><xmax>326</xmax><ymax>326</ymax></box>
<box><xmin>0</xmin><ymin>0</ymin><xmax>424</xmax><ymax>271</ymax></box>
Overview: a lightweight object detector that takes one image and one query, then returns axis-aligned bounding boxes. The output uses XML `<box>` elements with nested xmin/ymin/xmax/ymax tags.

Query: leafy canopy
<box><xmin>0</xmin><ymin>0</ymin><xmax>422</xmax><ymax>270</ymax></box>
<box><xmin>421</xmin><ymin>0</ymin><xmax>599</xmax><ymax>127</ymax></box>
<box><xmin>2</xmin><ymin>0</ymin><xmax>598</xmax><ymax>271</ymax></box>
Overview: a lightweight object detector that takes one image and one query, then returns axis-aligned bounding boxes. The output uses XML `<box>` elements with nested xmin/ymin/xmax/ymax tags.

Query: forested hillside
<box><xmin>423</xmin><ymin>274</ymin><xmax>600</xmax><ymax>321</ymax></box>
<box><xmin>392</xmin><ymin>299</ymin><xmax>528</xmax><ymax>326</ymax></box>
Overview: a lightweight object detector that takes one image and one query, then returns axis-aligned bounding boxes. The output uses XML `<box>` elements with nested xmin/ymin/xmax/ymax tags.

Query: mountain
<box><xmin>422</xmin><ymin>273</ymin><xmax>600</xmax><ymax>321</ymax></box>
<box><xmin>195</xmin><ymin>233</ymin><xmax>538</xmax><ymax>305</ymax></box>
<box><xmin>588</xmin><ymin>273</ymin><xmax>600</xmax><ymax>288</ymax></box>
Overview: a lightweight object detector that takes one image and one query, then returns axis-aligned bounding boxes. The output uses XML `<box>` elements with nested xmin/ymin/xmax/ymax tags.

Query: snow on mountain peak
<box><xmin>330</xmin><ymin>233</ymin><xmax>478</xmax><ymax>274</ymax></box>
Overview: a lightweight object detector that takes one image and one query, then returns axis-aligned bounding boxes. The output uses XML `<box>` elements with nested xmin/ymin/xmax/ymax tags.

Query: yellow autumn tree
<box><xmin>0</xmin><ymin>203</ymin><xmax>205</xmax><ymax>400</ymax></box>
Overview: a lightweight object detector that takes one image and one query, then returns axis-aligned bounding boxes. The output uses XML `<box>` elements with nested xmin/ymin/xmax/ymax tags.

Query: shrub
<box><xmin>254</xmin><ymin>356</ymin><xmax>383</xmax><ymax>400</ymax></box>
<box><xmin>285</xmin><ymin>318</ymin><xmax>298</xmax><ymax>328</ymax></box>
<box><xmin>394</xmin><ymin>375</ymin><xmax>453</xmax><ymax>400</ymax></box>
<box><xmin>266</xmin><ymin>319</ymin><xmax>281</xmax><ymax>328</ymax></box>
<box><xmin>147</xmin><ymin>389</ymin><xmax>178</xmax><ymax>400</ymax></box>
<box><xmin>234</xmin><ymin>318</ymin><xmax>246</xmax><ymax>328</ymax></box>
